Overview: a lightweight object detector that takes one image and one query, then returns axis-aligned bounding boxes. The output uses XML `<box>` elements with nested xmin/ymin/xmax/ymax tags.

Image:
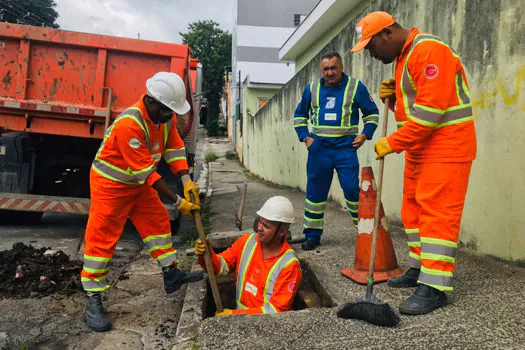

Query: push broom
<box><xmin>336</xmin><ymin>98</ymin><xmax>400</xmax><ymax>327</ymax></box>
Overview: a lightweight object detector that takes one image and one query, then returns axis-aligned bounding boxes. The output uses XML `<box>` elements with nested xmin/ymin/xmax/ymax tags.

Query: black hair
<box><xmin>321</xmin><ymin>51</ymin><xmax>342</xmax><ymax>63</ymax></box>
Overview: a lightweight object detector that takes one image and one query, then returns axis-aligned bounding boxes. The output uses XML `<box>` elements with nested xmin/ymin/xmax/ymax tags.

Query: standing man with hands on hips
<box><xmin>294</xmin><ymin>51</ymin><xmax>380</xmax><ymax>251</ymax></box>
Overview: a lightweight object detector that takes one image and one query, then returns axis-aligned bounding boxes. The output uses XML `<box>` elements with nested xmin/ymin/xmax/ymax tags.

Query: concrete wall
<box><xmin>242</xmin><ymin>0</ymin><xmax>525</xmax><ymax>262</ymax></box>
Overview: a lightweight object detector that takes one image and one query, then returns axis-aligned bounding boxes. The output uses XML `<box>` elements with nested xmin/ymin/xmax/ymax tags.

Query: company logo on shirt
<box><xmin>424</xmin><ymin>64</ymin><xmax>439</xmax><ymax>79</ymax></box>
<box><xmin>287</xmin><ymin>280</ymin><xmax>296</xmax><ymax>293</ymax></box>
<box><xmin>153</xmin><ymin>141</ymin><xmax>160</xmax><ymax>151</ymax></box>
<box><xmin>128</xmin><ymin>138</ymin><xmax>141</xmax><ymax>149</ymax></box>
<box><xmin>325</xmin><ymin>97</ymin><xmax>336</xmax><ymax>109</ymax></box>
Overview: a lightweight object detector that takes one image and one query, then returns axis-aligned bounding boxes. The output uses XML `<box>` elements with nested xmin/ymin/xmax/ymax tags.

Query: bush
<box><xmin>205</xmin><ymin>152</ymin><xmax>218</xmax><ymax>163</ymax></box>
<box><xmin>205</xmin><ymin>119</ymin><xmax>219</xmax><ymax>136</ymax></box>
<box><xmin>225</xmin><ymin>151</ymin><xmax>237</xmax><ymax>160</ymax></box>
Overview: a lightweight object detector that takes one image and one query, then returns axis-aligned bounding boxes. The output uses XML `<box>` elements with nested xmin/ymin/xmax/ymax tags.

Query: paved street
<box><xmin>197</xmin><ymin>137</ymin><xmax>525</xmax><ymax>350</ymax></box>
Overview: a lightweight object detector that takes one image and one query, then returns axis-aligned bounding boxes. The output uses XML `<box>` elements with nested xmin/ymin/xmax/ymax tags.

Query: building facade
<box><xmin>229</xmin><ymin>0</ymin><xmax>318</xmax><ymax>156</ymax></box>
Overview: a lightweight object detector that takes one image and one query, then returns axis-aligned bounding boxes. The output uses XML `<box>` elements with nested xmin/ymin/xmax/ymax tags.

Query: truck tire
<box><xmin>0</xmin><ymin>210</ymin><xmax>43</xmax><ymax>225</ymax></box>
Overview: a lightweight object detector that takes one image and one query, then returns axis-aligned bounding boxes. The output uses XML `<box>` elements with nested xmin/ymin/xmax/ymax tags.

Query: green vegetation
<box><xmin>205</xmin><ymin>152</ymin><xmax>218</xmax><ymax>163</ymax></box>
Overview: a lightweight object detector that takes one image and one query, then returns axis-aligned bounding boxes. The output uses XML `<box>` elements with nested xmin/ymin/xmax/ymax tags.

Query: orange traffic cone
<box><xmin>340</xmin><ymin>166</ymin><xmax>402</xmax><ymax>284</ymax></box>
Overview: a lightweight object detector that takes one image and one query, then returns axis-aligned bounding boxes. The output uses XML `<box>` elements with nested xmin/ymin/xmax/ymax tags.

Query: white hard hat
<box><xmin>146</xmin><ymin>72</ymin><xmax>191</xmax><ymax>115</ymax></box>
<box><xmin>256</xmin><ymin>196</ymin><xmax>295</xmax><ymax>224</ymax></box>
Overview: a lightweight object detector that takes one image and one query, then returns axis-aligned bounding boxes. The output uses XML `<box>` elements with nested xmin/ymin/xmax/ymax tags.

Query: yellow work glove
<box><xmin>215</xmin><ymin>308</ymin><xmax>234</xmax><ymax>317</ymax></box>
<box><xmin>379</xmin><ymin>79</ymin><xmax>396</xmax><ymax>102</ymax></box>
<box><xmin>184</xmin><ymin>181</ymin><xmax>200</xmax><ymax>206</ymax></box>
<box><xmin>194</xmin><ymin>238</ymin><xmax>211</xmax><ymax>256</ymax></box>
<box><xmin>177</xmin><ymin>198</ymin><xmax>200</xmax><ymax>219</ymax></box>
<box><xmin>374</xmin><ymin>137</ymin><xmax>394</xmax><ymax>160</ymax></box>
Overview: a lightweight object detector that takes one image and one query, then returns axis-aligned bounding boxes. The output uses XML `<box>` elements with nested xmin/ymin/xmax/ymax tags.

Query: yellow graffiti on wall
<box><xmin>472</xmin><ymin>65</ymin><xmax>525</xmax><ymax>117</ymax></box>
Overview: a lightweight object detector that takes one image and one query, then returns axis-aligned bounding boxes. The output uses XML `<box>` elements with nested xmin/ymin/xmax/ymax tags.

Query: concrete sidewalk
<box><xmin>197</xmin><ymin>137</ymin><xmax>525</xmax><ymax>350</ymax></box>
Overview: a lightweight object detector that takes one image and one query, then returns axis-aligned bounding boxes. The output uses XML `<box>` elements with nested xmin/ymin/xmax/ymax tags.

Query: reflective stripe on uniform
<box><xmin>303</xmin><ymin>216</ymin><xmax>323</xmax><ymax>229</ymax></box>
<box><xmin>405</xmin><ymin>228</ymin><xmax>421</xmax><ymax>247</ymax></box>
<box><xmin>345</xmin><ymin>199</ymin><xmax>358</xmax><ymax>214</ymax></box>
<box><xmin>236</xmin><ymin>234</ymin><xmax>258</xmax><ymax>308</ymax></box>
<box><xmin>143</xmin><ymin>233</ymin><xmax>173</xmax><ymax>253</ymax></box>
<box><xmin>304</xmin><ymin>199</ymin><xmax>326</xmax><ymax>214</ymax></box>
<box><xmin>83</xmin><ymin>255</ymin><xmax>111</xmax><ymax>274</ymax></box>
<box><xmin>310</xmin><ymin>81</ymin><xmax>321</xmax><ymax>126</ymax></box>
<box><xmin>164</xmin><ymin>147</ymin><xmax>186</xmax><ymax>163</ymax></box>
<box><xmin>311</xmin><ymin>126</ymin><xmax>359</xmax><ymax>136</ymax></box>
<box><xmin>157</xmin><ymin>251</ymin><xmax>179</xmax><ymax>267</ymax></box>
<box><xmin>420</xmin><ymin>237</ymin><xmax>457</xmax><ymax>263</ymax></box>
<box><xmin>341</xmin><ymin>78</ymin><xmax>359</xmax><ymax>128</ymax></box>
<box><xmin>218</xmin><ymin>255</ymin><xmax>230</xmax><ymax>276</ymax></box>
<box><xmin>418</xmin><ymin>266</ymin><xmax>453</xmax><ymax>291</ymax></box>
<box><xmin>262</xmin><ymin>249</ymin><xmax>299</xmax><ymax>314</ymax></box>
<box><xmin>400</xmin><ymin>34</ymin><xmax>473</xmax><ymax>129</ymax></box>
<box><xmin>363</xmin><ymin>114</ymin><xmax>379</xmax><ymax>125</ymax></box>
<box><xmin>81</xmin><ymin>276</ymin><xmax>110</xmax><ymax>292</ymax></box>
<box><xmin>294</xmin><ymin>117</ymin><xmax>308</xmax><ymax>128</ymax></box>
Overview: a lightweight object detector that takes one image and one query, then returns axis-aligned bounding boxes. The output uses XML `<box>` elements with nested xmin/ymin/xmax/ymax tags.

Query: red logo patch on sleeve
<box><xmin>424</xmin><ymin>64</ymin><xmax>439</xmax><ymax>79</ymax></box>
<box><xmin>287</xmin><ymin>280</ymin><xmax>297</xmax><ymax>293</ymax></box>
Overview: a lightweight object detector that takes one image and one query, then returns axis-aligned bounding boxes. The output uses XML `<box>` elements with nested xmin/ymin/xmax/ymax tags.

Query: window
<box><xmin>293</xmin><ymin>14</ymin><xmax>306</xmax><ymax>27</ymax></box>
<box><xmin>258</xmin><ymin>98</ymin><xmax>270</xmax><ymax>110</ymax></box>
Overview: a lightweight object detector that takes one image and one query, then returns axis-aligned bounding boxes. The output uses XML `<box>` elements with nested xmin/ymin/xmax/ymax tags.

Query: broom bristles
<box><xmin>337</xmin><ymin>301</ymin><xmax>400</xmax><ymax>327</ymax></box>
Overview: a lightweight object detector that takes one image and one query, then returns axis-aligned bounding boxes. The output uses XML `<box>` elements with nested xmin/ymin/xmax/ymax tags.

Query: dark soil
<box><xmin>0</xmin><ymin>242</ymin><xmax>83</xmax><ymax>298</ymax></box>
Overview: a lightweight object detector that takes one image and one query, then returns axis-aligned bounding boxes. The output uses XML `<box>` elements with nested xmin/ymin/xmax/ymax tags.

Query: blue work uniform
<box><xmin>294</xmin><ymin>73</ymin><xmax>379</xmax><ymax>243</ymax></box>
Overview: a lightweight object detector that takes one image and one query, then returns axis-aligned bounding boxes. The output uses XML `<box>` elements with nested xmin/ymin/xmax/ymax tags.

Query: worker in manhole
<box><xmin>350</xmin><ymin>11</ymin><xmax>476</xmax><ymax>314</ymax></box>
<box><xmin>293</xmin><ymin>51</ymin><xmax>380</xmax><ymax>251</ymax></box>
<box><xmin>194</xmin><ymin>196</ymin><xmax>302</xmax><ymax>315</ymax></box>
<box><xmin>81</xmin><ymin>72</ymin><xmax>204</xmax><ymax>332</ymax></box>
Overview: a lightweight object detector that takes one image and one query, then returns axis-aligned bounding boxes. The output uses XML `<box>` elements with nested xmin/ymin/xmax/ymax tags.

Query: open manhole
<box><xmin>204</xmin><ymin>260</ymin><xmax>334</xmax><ymax>317</ymax></box>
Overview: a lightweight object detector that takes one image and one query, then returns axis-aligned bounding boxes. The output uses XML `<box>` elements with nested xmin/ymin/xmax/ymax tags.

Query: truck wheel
<box><xmin>0</xmin><ymin>210</ymin><xmax>42</xmax><ymax>225</ymax></box>
<box><xmin>21</xmin><ymin>211</ymin><xmax>44</xmax><ymax>224</ymax></box>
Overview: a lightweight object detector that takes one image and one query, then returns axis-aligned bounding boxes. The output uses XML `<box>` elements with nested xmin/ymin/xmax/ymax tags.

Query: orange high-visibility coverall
<box><xmin>81</xmin><ymin>95</ymin><xmax>189</xmax><ymax>293</ymax></box>
<box><xmin>388</xmin><ymin>27</ymin><xmax>476</xmax><ymax>292</ymax></box>
<box><xmin>199</xmin><ymin>234</ymin><xmax>302</xmax><ymax>314</ymax></box>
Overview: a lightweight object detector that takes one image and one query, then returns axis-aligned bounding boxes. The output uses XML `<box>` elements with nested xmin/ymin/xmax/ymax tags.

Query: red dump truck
<box><xmin>0</xmin><ymin>22</ymin><xmax>202</xmax><ymax>229</ymax></box>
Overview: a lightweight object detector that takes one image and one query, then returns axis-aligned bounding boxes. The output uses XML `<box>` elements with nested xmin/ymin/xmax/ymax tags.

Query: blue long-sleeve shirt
<box><xmin>294</xmin><ymin>73</ymin><xmax>379</xmax><ymax>148</ymax></box>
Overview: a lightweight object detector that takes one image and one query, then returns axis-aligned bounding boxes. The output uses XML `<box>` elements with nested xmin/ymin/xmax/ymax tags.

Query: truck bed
<box><xmin>0</xmin><ymin>21</ymin><xmax>192</xmax><ymax>139</ymax></box>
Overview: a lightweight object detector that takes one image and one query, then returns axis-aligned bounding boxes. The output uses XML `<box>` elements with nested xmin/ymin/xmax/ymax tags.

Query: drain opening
<box><xmin>204</xmin><ymin>260</ymin><xmax>333</xmax><ymax>318</ymax></box>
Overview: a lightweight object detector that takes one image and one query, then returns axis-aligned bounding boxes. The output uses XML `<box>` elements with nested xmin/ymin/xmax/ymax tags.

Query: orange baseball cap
<box><xmin>350</xmin><ymin>11</ymin><xmax>396</xmax><ymax>53</ymax></box>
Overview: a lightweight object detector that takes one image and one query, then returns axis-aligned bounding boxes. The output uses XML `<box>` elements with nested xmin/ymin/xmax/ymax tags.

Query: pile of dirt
<box><xmin>0</xmin><ymin>242</ymin><xmax>83</xmax><ymax>298</ymax></box>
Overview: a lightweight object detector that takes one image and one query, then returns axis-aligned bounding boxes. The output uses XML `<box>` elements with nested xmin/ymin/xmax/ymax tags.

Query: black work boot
<box><xmin>387</xmin><ymin>267</ymin><xmax>420</xmax><ymax>288</ymax></box>
<box><xmin>301</xmin><ymin>239</ymin><xmax>320</xmax><ymax>251</ymax></box>
<box><xmin>162</xmin><ymin>265</ymin><xmax>204</xmax><ymax>293</ymax></box>
<box><xmin>399</xmin><ymin>284</ymin><xmax>447</xmax><ymax>315</ymax></box>
<box><xmin>84</xmin><ymin>292</ymin><xmax>112</xmax><ymax>332</ymax></box>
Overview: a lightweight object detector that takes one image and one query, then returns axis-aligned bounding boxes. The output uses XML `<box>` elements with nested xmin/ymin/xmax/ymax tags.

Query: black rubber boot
<box><xmin>301</xmin><ymin>239</ymin><xmax>320</xmax><ymax>251</ymax></box>
<box><xmin>84</xmin><ymin>292</ymin><xmax>112</xmax><ymax>332</ymax></box>
<box><xmin>387</xmin><ymin>267</ymin><xmax>420</xmax><ymax>288</ymax></box>
<box><xmin>399</xmin><ymin>284</ymin><xmax>447</xmax><ymax>315</ymax></box>
<box><xmin>163</xmin><ymin>265</ymin><xmax>204</xmax><ymax>293</ymax></box>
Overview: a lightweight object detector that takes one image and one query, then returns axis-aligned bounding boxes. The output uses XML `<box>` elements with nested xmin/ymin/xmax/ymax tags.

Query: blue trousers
<box><xmin>303</xmin><ymin>140</ymin><xmax>360</xmax><ymax>242</ymax></box>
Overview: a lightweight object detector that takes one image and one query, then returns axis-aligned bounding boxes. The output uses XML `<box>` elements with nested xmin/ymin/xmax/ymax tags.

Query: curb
<box><xmin>172</xmin><ymin>262</ymin><xmax>207</xmax><ymax>349</ymax></box>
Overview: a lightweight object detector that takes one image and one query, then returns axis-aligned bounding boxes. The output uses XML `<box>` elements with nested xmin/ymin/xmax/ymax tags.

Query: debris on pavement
<box><xmin>0</xmin><ymin>242</ymin><xmax>83</xmax><ymax>298</ymax></box>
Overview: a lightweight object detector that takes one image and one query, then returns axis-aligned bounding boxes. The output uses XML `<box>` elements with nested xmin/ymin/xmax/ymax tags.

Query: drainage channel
<box><xmin>173</xmin><ymin>260</ymin><xmax>334</xmax><ymax>348</ymax></box>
